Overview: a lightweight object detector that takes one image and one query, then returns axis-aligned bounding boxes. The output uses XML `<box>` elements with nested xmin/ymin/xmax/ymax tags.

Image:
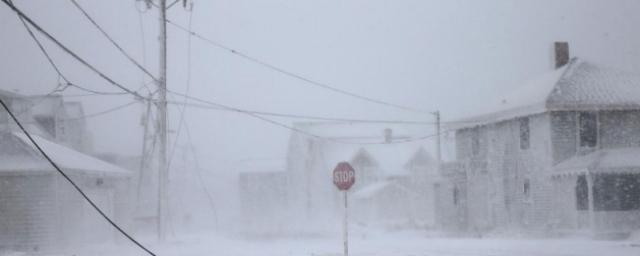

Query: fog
<box><xmin>2</xmin><ymin>0</ymin><xmax>640</xmax><ymax>255</ymax></box>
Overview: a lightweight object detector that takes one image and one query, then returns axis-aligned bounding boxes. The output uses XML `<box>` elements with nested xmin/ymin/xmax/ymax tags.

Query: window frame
<box><xmin>577</xmin><ymin>111</ymin><xmax>599</xmax><ymax>149</ymax></box>
<box><xmin>471</xmin><ymin>129</ymin><xmax>480</xmax><ymax>157</ymax></box>
<box><xmin>519</xmin><ymin>117</ymin><xmax>530</xmax><ymax>150</ymax></box>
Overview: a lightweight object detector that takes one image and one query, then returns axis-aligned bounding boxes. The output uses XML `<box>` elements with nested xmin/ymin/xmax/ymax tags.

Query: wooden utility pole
<box><xmin>434</xmin><ymin>111</ymin><xmax>442</xmax><ymax>172</ymax></box>
<box><xmin>157</xmin><ymin>0</ymin><xmax>169</xmax><ymax>241</ymax></box>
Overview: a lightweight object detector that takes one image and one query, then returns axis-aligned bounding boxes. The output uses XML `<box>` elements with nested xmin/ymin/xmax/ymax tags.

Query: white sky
<box><xmin>2</xmin><ymin>0</ymin><xmax>640</xmax><ymax>171</ymax></box>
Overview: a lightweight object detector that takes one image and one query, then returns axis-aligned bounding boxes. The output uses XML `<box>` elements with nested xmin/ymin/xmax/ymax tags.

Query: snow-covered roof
<box><xmin>553</xmin><ymin>148</ymin><xmax>640</xmax><ymax>176</ymax></box>
<box><xmin>352</xmin><ymin>144</ymin><xmax>432</xmax><ymax>176</ymax></box>
<box><xmin>451</xmin><ymin>58</ymin><xmax>640</xmax><ymax>129</ymax></box>
<box><xmin>3</xmin><ymin>132</ymin><xmax>130</xmax><ymax>176</ymax></box>
<box><xmin>0</xmin><ymin>89</ymin><xmax>21</xmax><ymax>98</ymax></box>
<box><xmin>318</xmin><ymin>141</ymin><xmax>430</xmax><ymax>177</ymax></box>
<box><xmin>290</xmin><ymin>122</ymin><xmax>435</xmax><ymax>177</ymax></box>
<box><xmin>352</xmin><ymin>180</ymin><xmax>413</xmax><ymax>200</ymax></box>
<box><xmin>352</xmin><ymin>181</ymin><xmax>391</xmax><ymax>199</ymax></box>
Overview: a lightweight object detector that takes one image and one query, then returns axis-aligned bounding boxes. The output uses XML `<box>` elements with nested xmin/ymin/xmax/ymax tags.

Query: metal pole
<box><xmin>343</xmin><ymin>190</ymin><xmax>348</xmax><ymax>256</ymax></box>
<box><xmin>435</xmin><ymin>111</ymin><xmax>441</xmax><ymax>172</ymax></box>
<box><xmin>157</xmin><ymin>0</ymin><xmax>169</xmax><ymax>242</ymax></box>
<box><xmin>136</xmin><ymin>95</ymin><xmax>152</xmax><ymax>208</ymax></box>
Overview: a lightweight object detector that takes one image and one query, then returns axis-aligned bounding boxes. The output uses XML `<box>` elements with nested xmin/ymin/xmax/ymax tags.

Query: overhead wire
<box><xmin>164</xmin><ymin>3</ymin><xmax>220</xmax><ymax>228</ymax></box>
<box><xmin>180</xmin><ymin>113</ymin><xmax>220</xmax><ymax>229</ymax></box>
<box><xmin>63</xmin><ymin>100</ymin><xmax>139</xmax><ymax>121</ymax></box>
<box><xmin>164</xmin><ymin>18</ymin><xmax>433</xmax><ymax>115</ymax></box>
<box><xmin>167</xmin><ymin>2</ymin><xmax>193</xmax><ymax>172</ymax></box>
<box><xmin>15</xmin><ymin>7</ymin><xmax>136</xmax><ymax>98</ymax></box>
<box><xmin>166</xmin><ymin>89</ymin><xmax>442</xmax><ymax>145</ymax></box>
<box><xmin>69</xmin><ymin>0</ymin><xmax>159</xmax><ymax>83</ymax></box>
<box><xmin>1</xmin><ymin>0</ymin><xmax>146</xmax><ymax>100</ymax></box>
<box><xmin>11</xmin><ymin>4</ymin><xmax>148</xmax><ymax>99</ymax></box>
<box><xmin>135</xmin><ymin>1</ymin><xmax>155</xmax><ymax>95</ymax></box>
<box><xmin>171</xmin><ymin>101</ymin><xmax>435</xmax><ymax>125</ymax></box>
<box><xmin>0</xmin><ymin>98</ymin><xmax>157</xmax><ymax>256</ymax></box>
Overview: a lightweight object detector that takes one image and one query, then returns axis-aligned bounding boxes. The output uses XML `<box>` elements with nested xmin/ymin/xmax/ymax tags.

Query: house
<box><xmin>237</xmin><ymin>159</ymin><xmax>288</xmax><ymax>236</ymax></box>
<box><xmin>0</xmin><ymin>91</ymin><xmax>131</xmax><ymax>252</ymax></box>
<box><xmin>285</xmin><ymin>123</ymin><xmax>439</xmax><ymax>231</ymax></box>
<box><xmin>438</xmin><ymin>42</ymin><xmax>640</xmax><ymax>236</ymax></box>
<box><xmin>25</xmin><ymin>95</ymin><xmax>93</xmax><ymax>152</ymax></box>
<box><xmin>349</xmin><ymin>145</ymin><xmax>438</xmax><ymax>228</ymax></box>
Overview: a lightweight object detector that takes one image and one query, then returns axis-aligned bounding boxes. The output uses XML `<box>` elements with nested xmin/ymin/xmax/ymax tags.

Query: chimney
<box><xmin>554</xmin><ymin>41</ymin><xmax>569</xmax><ymax>69</ymax></box>
<box><xmin>384</xmin><ymin>128</ymin><xmax>392</xmax><ymax>143</ymax></box>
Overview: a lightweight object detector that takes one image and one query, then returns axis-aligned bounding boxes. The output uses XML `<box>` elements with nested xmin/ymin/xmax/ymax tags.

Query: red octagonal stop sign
<box><xmin>333</xmin><ymin>162</ymin><xmax>355</xmax><ymax>191</ymax></box>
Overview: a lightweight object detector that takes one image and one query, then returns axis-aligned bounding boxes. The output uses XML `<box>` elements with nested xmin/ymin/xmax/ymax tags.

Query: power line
<box><xmin>135</xmin><ymin>1</ymin><xmax>155</xmax><ymax>95</ymax></box>
<box><xmin>165</xmin><ymin>19</ymin><xmax>432</xmax><ymax>114</ymax></box>
<box><xmin>1</xmin><ymin>0</ymin><xmax>146</xmax><ymax>100</ymax></box>
<box><xmin>14</xmin><ymin>5</ymin><xmax>140</xmax><ymax>100</ymax></box>
<box><xmin>166</xmin><ymin>89</ymin><xmax>442</xmax><ymax>145</ymax></box>
<box><xmin>167</xmin><ymin>3</ymin><xmax>194</xmax><ymax>173</ymax></box>
<box><xmin>69</xmin><ymin>0</ymin><xmax>159</xmax><ymax>82</ymax></box>
<box><xmin>12</xmin><ymin>0</ymin><xmax>68</xmax><ymax>84</ymax></box>
<box><xmin>0</xmin><ymin>98</ymin><xmax>156</xmax><ymax>256</ymax></box>
<box><xmin>181</xmin><ymin>115</ymin><xmax>219</xmax><ymax>229</ymax></box>
<box><xmin>162</xmin><ymin>90</ymin><xmax>467</xmax><ymax>125</ymax></box>
<box><xmin>171</xmin><ymin>100</ymin><xmax>435</xmax><ymax>125</ymax></box>
<box><xmin>63</xmin><ymin>101</ymin><xmax>139</xmax><ymax>121</ymax></box>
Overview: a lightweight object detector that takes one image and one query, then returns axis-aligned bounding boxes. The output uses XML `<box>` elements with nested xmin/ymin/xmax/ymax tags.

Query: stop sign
<box><xmin>333</xmin><ymin>162</ymin><xmax>355</xmax><ymax>191</ymax></box>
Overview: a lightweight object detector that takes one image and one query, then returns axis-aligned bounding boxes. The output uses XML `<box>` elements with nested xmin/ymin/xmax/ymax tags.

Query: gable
<box><xmin>451</xmin><ymin>58</ymin><xmax>640</xmax><ymax>130</ymax></box>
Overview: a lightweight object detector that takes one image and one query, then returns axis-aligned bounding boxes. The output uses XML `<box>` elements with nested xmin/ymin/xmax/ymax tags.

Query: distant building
<box><xmin>349</xmin><ymin>145</ymin><xmax>438</xmax><ymax>228</ymax></box>
<box><xmin>438</xmin><ymin>43</ymin><xmax>640</xmax><ymax>236</ymax></box>
<box><xmin>0</xmin><ymin>91</ymin><xmax>131</xmax><ymax>251</ymax></box>
<box><xmin>285</xmin><ymin>123</ymin><xmax>439</xmax><ymax>231</ymax></box>
<box><xmin>237</xmin><ymin>159</ymin><xmax>288</xmax><ymax>236</ymax></box>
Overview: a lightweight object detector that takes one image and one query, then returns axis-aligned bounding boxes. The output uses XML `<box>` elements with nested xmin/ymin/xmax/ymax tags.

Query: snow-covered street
<box><xmin>67</xmin><ymin>231</ymin><xmax>640</xmax><ymax>256</ymax></box>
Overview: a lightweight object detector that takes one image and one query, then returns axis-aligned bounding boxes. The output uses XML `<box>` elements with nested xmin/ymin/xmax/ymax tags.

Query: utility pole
<box><xmin>139</xmin><ymin>0</ymin><xmax>190</xmax><ymax>241</ymax></box>
<box><xmin>137</xmin><ymin>94</ymin><xmax>153</xmax><ymax>209</ymax></box>
<box><xmin>434</xmin><ymin>111</ymin><xmax>441</xmax><ymax>172</ymax></box>
<box><xmin>157</xmin><ymin>0</ymin><xmax>169</xmax><ymax>242</ymax></box>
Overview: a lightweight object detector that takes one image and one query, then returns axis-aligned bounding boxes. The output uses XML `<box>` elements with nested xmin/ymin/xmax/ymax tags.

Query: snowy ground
<box><xmin>47</xmin><ymin>230</ymin><xmax>640</xmax><ymax>256</ymax></box>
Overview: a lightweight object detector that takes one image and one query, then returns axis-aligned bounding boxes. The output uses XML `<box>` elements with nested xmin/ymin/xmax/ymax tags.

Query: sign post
<box><xmin>332</xmin><ymin>162</ymin><xmax>355</xmax><ymax>256</ymax></box>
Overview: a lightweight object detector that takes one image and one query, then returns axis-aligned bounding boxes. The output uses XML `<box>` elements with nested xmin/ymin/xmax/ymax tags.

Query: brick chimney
<box><xmin>384</xmin><ymin>128</ymin><xmax>392</xmax><ymax>143</ymax></box>
<box><xmin>554</xmin><ymin>41</ymin><xmax>569</xmax><ymax>69</ymax></box>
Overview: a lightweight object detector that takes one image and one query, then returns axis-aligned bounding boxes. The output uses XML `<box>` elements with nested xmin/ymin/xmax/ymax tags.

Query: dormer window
<box><xmin>578</xmin><ymin>112</ymin><xmax>598</xmax><ymax>148</ymax></box>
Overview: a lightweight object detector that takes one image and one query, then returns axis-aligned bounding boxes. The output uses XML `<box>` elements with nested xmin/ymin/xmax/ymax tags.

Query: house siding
<box><xmin>0</xmin><ymin>174</ymin><xmax>56</xmax><ymax>251</ymax></box>
<box><xmin>450</xmin><ymin>113</ymin><xmax>554</xmax><ymax>232</ymax></box>
<box><xmin>549</xmin><ymin>110</ymin><xmax>640</xmax><ymax>230</ymax></box>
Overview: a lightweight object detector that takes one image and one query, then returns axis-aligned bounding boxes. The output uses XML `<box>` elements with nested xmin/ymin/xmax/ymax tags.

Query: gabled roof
<box><xmin>452</xmin><ymin>58</ymin><xmax>640</xmax><ymax>129</ymax></box>
<box><xmin>351</xmin><ymin>145</ymin><xmax>434</xmax><ymax>177</ymax></box>
<box><xmin>352</xmin><ymin>180</ymin><xmax>414</xmax><ymax>200</ymax></box>
<box><xmin>0</xmin><ymin>132</ymin><xmax>129</xmax><ymax>176</ymax></box>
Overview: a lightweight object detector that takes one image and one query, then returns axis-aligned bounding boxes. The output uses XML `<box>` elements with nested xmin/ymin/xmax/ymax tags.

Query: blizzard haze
<box><xmin>1</xmin><ymin>0</ymin><xmax>640</xmax><ymax>255</ymax></box>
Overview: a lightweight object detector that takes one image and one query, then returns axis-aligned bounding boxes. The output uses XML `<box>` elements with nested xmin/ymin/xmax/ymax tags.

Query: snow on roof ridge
<box><xmin>553</xmin><ymin>147</ymin><xmax>640</xmax><ymax>173</ymax></box>
<box><xmin>449</xmin><ymin>62</ymin><xmax>571</xmax><ymax>129</ymax></box>
<box><xmin>12</xmin><ymin>132</ymin><xmax>130</xmax><ymax>176</ymax></box>
<box><xmin>450</xmin><ymin>57</ymin><xmax>640</xmax><ymax>130</ymax></box>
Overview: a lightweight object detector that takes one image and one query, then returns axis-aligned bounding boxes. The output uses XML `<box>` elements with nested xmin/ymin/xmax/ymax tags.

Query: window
<box><xmin>575</xmin><ymin>174</ymin><xmax>640</xmax><ymax>211</ymax></box>
<box><xmin>453</xmin><ymin>186</ymin><xmax>460</xmax><ymax>205</ymax></box>
<box><xmin>576</xmin><ymin>175</ymin><xmax>589</xmax><ymax>210</ymax></box>
<box><xmin>594</xmin><ymin>174</ymin><xmax>640</xmax><ymax>211</ymax></box>
<box><xmin>523</xmin><ymin>178</ymin><xmax>530</xmax><ymax>198</ymax></box>
<box><xmin>471</xmin><ymin>129</ymin><xmax>480</xmax><ymax>156</ymax></box>
<box><xmin>578</xmin><ymin>112</ymin><xmax>597</xmax><ymax>148</ymax></box>
<box><xmin>519</xmin><ymin>118</ymin><xmax>530</xmax><ymax>150</ymax></box>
